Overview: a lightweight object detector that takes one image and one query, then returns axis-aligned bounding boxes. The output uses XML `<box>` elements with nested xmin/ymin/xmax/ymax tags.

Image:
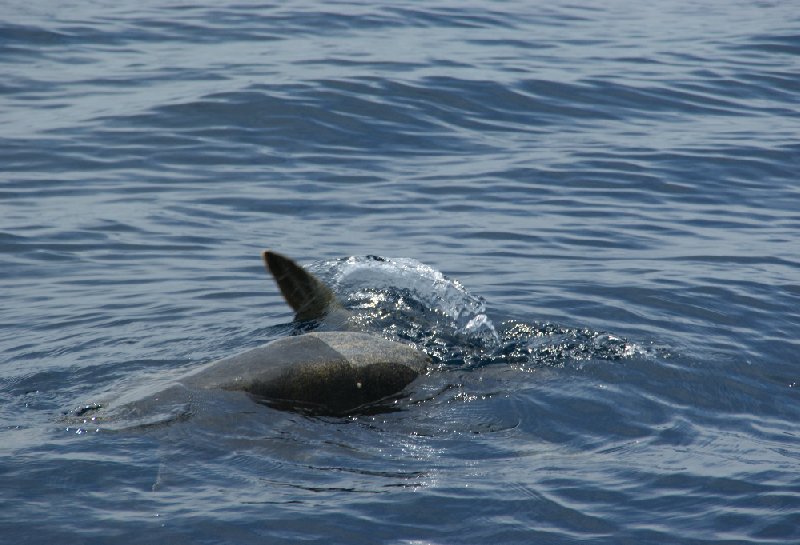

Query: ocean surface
<box><xmin>1</xmin><ymin>1</ymin><xmax>799</xmax><ymax>543</ymax></box>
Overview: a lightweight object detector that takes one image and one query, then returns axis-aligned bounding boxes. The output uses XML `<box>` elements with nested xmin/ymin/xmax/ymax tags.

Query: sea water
<box><xmin>1</xmin><ymin>1</ymin><xmax>799</xmax><ymax>543</ymax></box>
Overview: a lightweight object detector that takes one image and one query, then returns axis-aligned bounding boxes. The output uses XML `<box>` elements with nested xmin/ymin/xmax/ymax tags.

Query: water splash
<box><xmin>310</xmin><ymin>256</ymin><xmax>643</xmax><ymax>369</ymax></box>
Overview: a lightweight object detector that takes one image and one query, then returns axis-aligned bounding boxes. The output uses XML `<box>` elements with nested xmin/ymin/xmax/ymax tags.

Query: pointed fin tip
<box><xmin>262</xmin><ymin>250</ymin><xmax>339</xmax><ymax>321</ymax></box>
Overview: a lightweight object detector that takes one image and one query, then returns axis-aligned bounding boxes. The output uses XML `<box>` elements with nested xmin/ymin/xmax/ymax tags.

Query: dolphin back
<box><xmin>183</xmin><ymin>332</ymin><xmax>428</xmax><ymax>415</ymax></box>
<box><xmin>75</xmin><ymin>252</ymin><xmax>430</xmax><ymax>423</ymax></box>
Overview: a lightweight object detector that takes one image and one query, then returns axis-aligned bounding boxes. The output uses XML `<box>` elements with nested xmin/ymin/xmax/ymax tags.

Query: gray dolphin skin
<box><xmin>110</xmin><ymin>251</ymin><xmax>429</xmax><ymax>418</ymax></box>
<box><xmin>182</xmin><ymin>329</ymin><xmax>427</xmax><ymax>415</ymax></box>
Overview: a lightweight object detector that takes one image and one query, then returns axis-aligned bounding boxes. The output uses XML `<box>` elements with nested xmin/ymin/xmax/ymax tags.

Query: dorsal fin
<box><xmin>262</xmin><ymin>250</ymin><xmax>340</xmax><ymax>321</ymax></box>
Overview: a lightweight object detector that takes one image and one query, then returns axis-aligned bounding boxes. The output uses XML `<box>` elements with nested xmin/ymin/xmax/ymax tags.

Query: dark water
<box><xmin>2</xmin><ymin>1</ymin><xmax>799</xmax><ymax>543</ymax></box>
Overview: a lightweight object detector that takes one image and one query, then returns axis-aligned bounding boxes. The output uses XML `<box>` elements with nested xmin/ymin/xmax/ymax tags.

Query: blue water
<box><xmin>2</xmin><ymin>1</ymin><xmax>799</xmax><ymax>543</ymax></box>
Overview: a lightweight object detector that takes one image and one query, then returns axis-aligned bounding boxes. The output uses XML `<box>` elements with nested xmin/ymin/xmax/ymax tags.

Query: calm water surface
<box><xmin>1</xmin><ymin>1</ymin><xmax>799</xmax><ymax>543</ymax></box>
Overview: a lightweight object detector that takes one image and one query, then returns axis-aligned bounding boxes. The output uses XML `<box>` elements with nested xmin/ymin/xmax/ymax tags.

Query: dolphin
<box><xmin>90</xmin><ymin>251</ymin><xmax>429</xmax><ymax>421</ymax></box>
